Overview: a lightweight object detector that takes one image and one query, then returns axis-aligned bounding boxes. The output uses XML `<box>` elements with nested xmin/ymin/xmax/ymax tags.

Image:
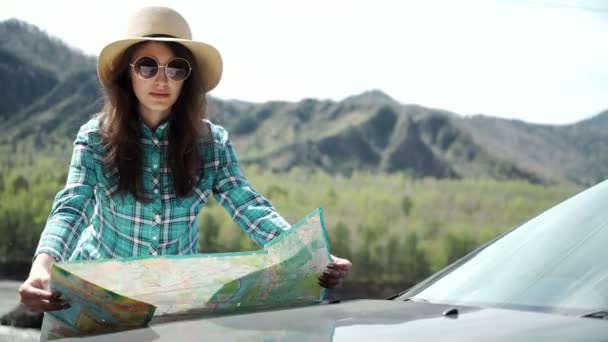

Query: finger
<box><xmin>318</xmin><ymin>276</ymin><xmax>330</xmax><ymax>285</ymax></box>
<box><xmin>323</xmin><ymin>269</ymin><xmax>346</xmax><ymax>280</ymax></box>
<box><xmin>318</xmin><ymin>273</ymin><xmax>341</xmax><ymax>286</ymax></box>
<box><xmin>21</xmin><ymin>292</ymin><xmax>67</xmax><ymax>307</ymax></box>
<box><xmin>332</xmin><ymin>261</ymin><xmax>352</xmax><ymax>271</ymax></box>
<box><xmin>20</xmin><ymin>286</ymin><xmax>56</xmax><ymax>302</ymax></box>
<box><xmin>43</xmin><ymin>300</ymin><xmax>71</xmax><ymax>312</ymax></box>
<box><xmin>338</xmin><ymin>270</ymin><xmax>349</xmax><ymax>278</ymax></box>
<box><xmin>21</xmin><ymin>299</ymin><xmax>68</xmax><ymax>313</ymax></box>
<box><xmin>22</xmin><ymin>296</ymin><xmax>67</xmax><ymax>307</ymax></box>
<box><xmin>327</xmin><ymin>265</ymin><xmax>348</xmax><ymax>275</ymax></box>
<box><xmin>25</xmin><ymin>299</ymin><xmax>71</xmax><ymax>313</ymax></box>
<box><xmin>322</xmin><ymin>269</ymin><xmax>341</xmax><ymax>278</ymax></box>
<box><xmin>321</xmin><ymin>265</ymin><xmax>348</xmax><ymax>277</ymax></box>
<box><xmin>319</xmin><ymin>278</ymin><xmax>340</xmax><ymax>289</ymax></box>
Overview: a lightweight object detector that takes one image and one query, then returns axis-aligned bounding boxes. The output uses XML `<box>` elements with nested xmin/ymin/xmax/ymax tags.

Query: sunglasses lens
<box><xmin>166</xmin><ymin>59</ymin><xmax>191</xmax><ymax>81</ymax></box>
<box><xmin>134</xmin><ymin>57</ymin><xmax>158</xmax><ymax>79</ymax></box>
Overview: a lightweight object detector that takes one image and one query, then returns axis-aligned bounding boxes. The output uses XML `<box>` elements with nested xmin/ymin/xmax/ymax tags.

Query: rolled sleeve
<box><xmin>35</xmin><ymin>126</ymin><xmax>97</xmax><ymax>261</ymax></box>
<box><xmin>211</xmin><ymin>126</ymin><xmax>290</xmax><ymax>247</ymax></box>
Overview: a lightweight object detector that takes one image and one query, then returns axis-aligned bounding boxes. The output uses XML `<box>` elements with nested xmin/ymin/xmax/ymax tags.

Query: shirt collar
<box><xmin>140</xmin><ymin>118</ymin><xmax>170</xmax><ymax>140</ymax></box>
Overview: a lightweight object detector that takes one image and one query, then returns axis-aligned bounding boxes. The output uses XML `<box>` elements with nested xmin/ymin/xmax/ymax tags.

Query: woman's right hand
<box><xmin>18</xmin><ymin>253</ymin><xmax>70</xmax><ymax>312</ymax></box>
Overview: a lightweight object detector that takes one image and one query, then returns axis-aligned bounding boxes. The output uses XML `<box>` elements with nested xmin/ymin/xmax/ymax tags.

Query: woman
<box><xmin>18</xmin><ymin>6</ymin><xmax>351</xmax><ymax>312</ymax></box>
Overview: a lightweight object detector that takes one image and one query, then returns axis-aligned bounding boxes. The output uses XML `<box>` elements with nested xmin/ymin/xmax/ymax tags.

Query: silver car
<box><xmin>58</xmin><ymin>179</ymin><xmax>608</xmax><ymax>341</ymax></box>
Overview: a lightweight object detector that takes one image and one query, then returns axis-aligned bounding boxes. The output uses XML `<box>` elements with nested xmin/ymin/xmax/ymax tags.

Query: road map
<box><xmin>41</xmin><ymin>208</ymin><xmax>332</xmax><ymax>340</ymax></box>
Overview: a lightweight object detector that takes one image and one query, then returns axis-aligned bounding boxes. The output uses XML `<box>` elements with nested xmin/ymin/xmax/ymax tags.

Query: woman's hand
<box><xmin>18</xmin><ymin>254</ymin><xmax>70</xmax><ymax>312</ymax></box>
<box><xmin>319</xmin><ymin>255</ymin><xmax>352</xmax><ymax>289</ymax></box>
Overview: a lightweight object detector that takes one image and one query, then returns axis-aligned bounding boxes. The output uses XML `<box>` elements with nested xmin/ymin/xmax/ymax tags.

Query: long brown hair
<box><xmin>100</xmin><ymin>41</ymin><xmax>208</xmax><ymax>201</ymax></box>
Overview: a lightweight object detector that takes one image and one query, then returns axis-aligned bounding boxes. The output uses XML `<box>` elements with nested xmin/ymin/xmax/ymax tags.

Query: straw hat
<box><xmin>97</xmin><ymin>6</ymin><xmax>223</xmax><ymax>91</ymax></box>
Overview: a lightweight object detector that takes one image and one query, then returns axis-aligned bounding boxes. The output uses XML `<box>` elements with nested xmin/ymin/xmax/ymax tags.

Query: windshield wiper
<box><xmin>581</xmin><ymin>311</ymin><xmax>608</xmax><ymax>320</ymax></box>
<box><xmin>386</xmin><ymin>291</ymin><xmax>406</xmax><ymax>300</ymax></box>
<box><xmin>400</xmin><ymin>297</ymin><xmax>429</xmax><ymax>303</ymax></box>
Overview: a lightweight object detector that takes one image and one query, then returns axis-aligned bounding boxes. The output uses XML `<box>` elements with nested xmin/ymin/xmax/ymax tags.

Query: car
<box><xmin>54</xmin><ymin>179</ymin><xmax>608</xmax><ymax>341</ymax></box>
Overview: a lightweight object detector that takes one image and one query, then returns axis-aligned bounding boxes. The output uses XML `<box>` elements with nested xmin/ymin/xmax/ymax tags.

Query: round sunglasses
<box><xmin>129</xmin><ymin>56</ymin><xmax>192</xmax><ymax>81</ymax></box>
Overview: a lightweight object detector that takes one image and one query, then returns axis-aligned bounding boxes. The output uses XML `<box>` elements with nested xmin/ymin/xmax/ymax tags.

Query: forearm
<box><xmin>211</xmin><ymin>124</ymin><xmax>291</xmax><ymax>246</ymax></box>
<box><xmin>215</xmin><ymin>187</ymin><xmax>290</xmax><ymax>246</ymax></box>
<box><xmin>35</xmin><ymin>217</ymin><xmax>86</xmax><ymax>262</ymax></box>
<box><xmin>35</xmin><ymin>123</ymin><xmax>98</xmax><ymax>261</ymax></box>
<box><xmin>31</xmin><ymin>253</ymin><xmax>57</xmax><ymax>273</ymax></box>
<box><xmin>34</xmin><ymin>253</ymin><xmax>57</xmax><ymax>266</ymax></box>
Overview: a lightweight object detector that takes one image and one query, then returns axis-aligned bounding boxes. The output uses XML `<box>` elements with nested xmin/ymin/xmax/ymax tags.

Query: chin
<box><xmin>145</xmin><ymin>102</ymin><xmax>174</xmax><ymax>112</ymax></box>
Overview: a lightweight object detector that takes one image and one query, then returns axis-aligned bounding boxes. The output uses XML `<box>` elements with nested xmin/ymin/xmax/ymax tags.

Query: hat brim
<box><xmin>97</xmin><ymin>37</ymin><xmax>223</xmax><ymax>92</ymax></box>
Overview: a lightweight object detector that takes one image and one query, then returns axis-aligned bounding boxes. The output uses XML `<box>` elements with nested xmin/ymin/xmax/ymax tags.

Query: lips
<box><xmin>150</xmin><ymin>92</ymin><xmax>170</xmax><ymax>98</ymax></box>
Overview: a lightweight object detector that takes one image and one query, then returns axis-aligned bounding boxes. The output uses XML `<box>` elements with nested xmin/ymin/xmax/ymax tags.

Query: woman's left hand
<box><xmin>319</xmin><ymin>255</ymin><xmax>352</xmax><ymax>289</ymax></box>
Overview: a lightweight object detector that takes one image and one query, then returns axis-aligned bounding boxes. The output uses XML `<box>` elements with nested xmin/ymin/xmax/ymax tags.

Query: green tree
<box><xmin>353</xmin><ymin>223</ymin><xmax>384</xmax><ymax>280</ymax></box>
<box><xmin>401</xmin><ymin>232</ymin><xmax>431</xmax><ymax>283</ymax></box>
<box><xmin>385</xmin><ymin>237</ymin><xmax>401</xmax><ymax>279</ymax></box>
<box><xmin>401</xmin><ymin>195</ymin><xmax>413</xmax><ymax>217</ymax></box>
<box><xmin>11</xmin><ymin>175</ymin><xmax>30</xmax><ymax>193</ymax></box>
<box><xmin>445</xmin><ymin>231</ymin><xmax>478</xmax><ymax>264</ymax></box>
<box><xmin>265</xmin><ymin>184</ymin><xmax>288</xmax><ymax>201</ymax></box>
<box><xmin>329</xmin><ymin>222</ymin><xmax>352</xmax><ymax>260</ymax></box>
<box><xmin>199</xmin><ymin>214</ymin><xmax>222</xmax><ymax>253</ymax></box>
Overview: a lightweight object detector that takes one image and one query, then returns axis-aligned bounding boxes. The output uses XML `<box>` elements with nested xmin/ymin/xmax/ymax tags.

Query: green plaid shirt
<box><xmin>35</xmin><ymin>116</ymin><xmax>290</xmax><ymax>262</ymax></box>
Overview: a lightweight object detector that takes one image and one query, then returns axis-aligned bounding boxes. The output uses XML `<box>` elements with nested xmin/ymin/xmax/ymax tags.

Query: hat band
<box><xmin>144</xmin><ymin>34</ymin><xmax>178</xmax><ymax>38</ymax></box>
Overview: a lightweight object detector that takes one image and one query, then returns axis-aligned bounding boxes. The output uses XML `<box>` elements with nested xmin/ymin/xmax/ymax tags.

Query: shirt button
<box><xmin>151</xmin><ymin>250</ymin><xmax>157</xmax><ymax>256</ymax></box>
<box><xmin>154</xmin><ymin>189</ymin><xmax>159</xmax><ymax>194</ymax></box>
<box><xmin>152</xmin><ymin>236</ymin><xmax>157</xmax><ymax>241</ymax></box>
<box><xmin>154</xmin><ymin>215</ymin><xmax>161</xmax><ymax>223</ymax></box>
<box><xmin>153</xmin><ymin>164</ymin><xmax>158</xmax><ymax>169</ymax></box>
<box><xmin>153</xmin><ymin>139</ymin><xmax>159</xmax><ymax>145</ymax></box>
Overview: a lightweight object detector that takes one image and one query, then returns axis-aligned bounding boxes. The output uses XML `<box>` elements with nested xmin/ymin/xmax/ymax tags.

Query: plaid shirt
<box><xmin>35</xmin><ymin>116</ymin><xmax>290</xmax><ymax>262</ymax></box>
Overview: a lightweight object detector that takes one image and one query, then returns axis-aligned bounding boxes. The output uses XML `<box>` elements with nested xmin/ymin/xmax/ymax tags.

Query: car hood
<box><xmin>59</xmin><ymin>300</ymin><xmax>608</xmax><ymax>342</ymax></box>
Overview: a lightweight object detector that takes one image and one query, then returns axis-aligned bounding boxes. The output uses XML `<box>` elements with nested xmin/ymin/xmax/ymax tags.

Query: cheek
<box><xmin>171</xmin><ymin>83</ymin><xmax>185</xmax><ymax>100</ymax></box>
<box><xmin>131</xmin><ymin>75</ymin><xmax>147</xmax><ymax>100</ymax></box>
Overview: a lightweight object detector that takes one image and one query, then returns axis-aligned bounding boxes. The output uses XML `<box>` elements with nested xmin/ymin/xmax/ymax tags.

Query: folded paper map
<box><xmin>41</xmin><ymin>208</ymin><xmax>332</xmax><ymax>340</ymax></box>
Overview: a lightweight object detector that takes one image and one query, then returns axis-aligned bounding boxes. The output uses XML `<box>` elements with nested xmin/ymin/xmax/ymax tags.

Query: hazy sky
<box><xmin>3</xmin><ymin>0</ymin><xmax>608</xmax><ymax>124</ymax></box>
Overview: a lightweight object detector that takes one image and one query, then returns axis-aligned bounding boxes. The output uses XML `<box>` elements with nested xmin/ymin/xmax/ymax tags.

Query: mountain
<box><xmin>0</xmin><ymin>19</ymin><xmax>95</xmax><ymax>78</ymax></box>
<box><xmin>1</xmin><ymin>18</ymin><xmax>608</xmax><ymax>186</ymax></box>
<box><xmin>456</xmin><ymin>113</ymin><xmax>608</xmax><ymax>185</ymax></box>
<box><xmin>0</xmin><ymin>19</ymin><xmax>100</xmax><ymax>147</ymax></box>
<box><xmin>210</xmin><ymin>97</ymin><xmax>544</xmax><ymax>182</ymax></box>
<box><xmin>0</xmin><ymin>47</ymin><xmax>56</xmax><ymax>119</ymax></box>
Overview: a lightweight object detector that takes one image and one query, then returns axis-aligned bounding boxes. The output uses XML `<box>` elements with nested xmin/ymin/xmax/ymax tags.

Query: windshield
<box><xmin>400</xmin><ymin>179</ymin><xmax>608</xmax><ymax>315</ymax></box>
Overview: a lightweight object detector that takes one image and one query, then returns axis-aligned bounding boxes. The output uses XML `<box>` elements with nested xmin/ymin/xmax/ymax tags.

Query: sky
<box><xmin>2</xmin><ymin>0</ymin><xmax>608</xmax><ymax>124</ymax></box>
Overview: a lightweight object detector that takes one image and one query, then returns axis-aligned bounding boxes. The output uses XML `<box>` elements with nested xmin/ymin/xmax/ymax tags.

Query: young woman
<box><xmin>18</xmin><ymin>6</ymin><xmax>351</xmax><ymax>312</ymax></box>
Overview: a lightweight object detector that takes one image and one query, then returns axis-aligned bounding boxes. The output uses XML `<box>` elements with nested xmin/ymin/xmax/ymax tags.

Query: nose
<box><xmin>154</xmin><ymin>66</ymin><xmax>169</xmax><ymax>83</ymax></box>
